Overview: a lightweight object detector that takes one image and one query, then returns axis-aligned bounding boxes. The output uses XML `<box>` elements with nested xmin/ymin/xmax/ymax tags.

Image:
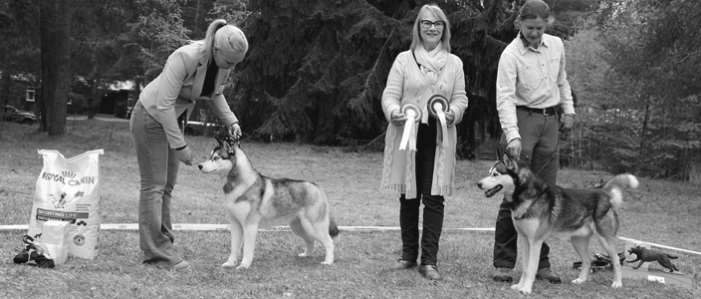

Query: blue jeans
<box><xmin>129</xmin><ymin>101</ymin><xmax>183</xmax><ymax>265</ymax></box>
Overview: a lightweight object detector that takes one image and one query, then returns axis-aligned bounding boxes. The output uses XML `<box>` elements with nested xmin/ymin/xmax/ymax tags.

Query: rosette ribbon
<box><xmin>428</xmin><ymin>95</ymin><xmax>450</xmax><ymax>148</ymax></box>
<box><xmin>398</xmin><ymin>103</ymin><xmax>422</xmax><ymax>151</ymax></box>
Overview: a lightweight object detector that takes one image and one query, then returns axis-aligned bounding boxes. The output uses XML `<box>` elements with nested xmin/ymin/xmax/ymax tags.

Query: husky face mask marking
<box><xmin>198</xmin><ymin>135</ymin><xmax>238</xmax><ymax>173</ymax></box>
<box><xmin>477</xmin><ymin>160</ymin><xmax>512</xmax><ymax>198</ymax></box>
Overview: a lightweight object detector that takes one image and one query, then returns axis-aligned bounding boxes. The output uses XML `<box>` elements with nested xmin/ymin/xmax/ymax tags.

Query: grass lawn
<box><xmin>1</xmin><ymin>120</ymin><xmax>700</xmax><ymax>298</ymax></box>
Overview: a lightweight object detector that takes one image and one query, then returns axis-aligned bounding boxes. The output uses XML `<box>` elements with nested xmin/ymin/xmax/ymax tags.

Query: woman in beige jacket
<box><xmin>129</xmin><ymin>19</ymin><xmax>247</xmax><ymax>270</ymax></box>
<box><xmin>380</xmin><ymin>4</ymin><xmax>468</xmax><ymax>280</ymax></box>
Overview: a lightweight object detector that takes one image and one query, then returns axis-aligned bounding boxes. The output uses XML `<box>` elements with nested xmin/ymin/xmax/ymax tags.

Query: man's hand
<box><xmin>390</xmin><ymin>110</ymin><xmax>407</xmax><ymax>126</ymax></box>
<box><xmin>228</xmin><ymin>123</ymin><xmax>242</xmax><ymax>139</ymax></box>
<box><xmin>175</xmin><ymin>145</ymin><xmax>194</xmax><ymax>166</ymax></box>
<box><xmin>560</xmin><ymin>113</ymin><xmax>575</xmax><ymax>130</ymax></box>
<box><xmin>445</xmin><ymin>110</ymin><xmax>456</xmax><ymax>127</ymax></box>
<box><xmin>506</xmin><ymin>138</ymin><xmax>522</xmax><ymax>160</ymax></box>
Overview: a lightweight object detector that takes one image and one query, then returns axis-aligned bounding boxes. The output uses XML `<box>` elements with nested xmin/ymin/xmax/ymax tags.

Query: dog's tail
<box><xmin>604</xmin><ymin>173</ymin><xmax>639</xmax><ymax>209</ymax></box>
<box><xmin>329</xmin><ymin>216</ymin><xmax>340</xmax><ymax>238</ymax></box>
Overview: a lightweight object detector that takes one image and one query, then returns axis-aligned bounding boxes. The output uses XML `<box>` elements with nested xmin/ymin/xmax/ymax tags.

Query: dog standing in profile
<box><xmin>477</xmin><ymin>159</ymin><xmax>639</xmax><ymax>294</ymax></box>
<box><xmin>198</xmin><ymin>136</ymin><xmax>338</xmax><ymax>269</ymax></box>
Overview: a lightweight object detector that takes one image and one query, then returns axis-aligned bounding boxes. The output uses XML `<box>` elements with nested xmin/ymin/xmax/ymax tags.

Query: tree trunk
<box><xmin>193</xmin><ymin>0</ymin><xmax>202</xmax><ymax>34</ymax></box>
<box><xmin>88</xmin><ymin>77</ymin><xmax>100</xmax><ymax>118</ymax></box>
<box><xmin>87</xmin><ymin>31</ymin><xmax>100</xmax><ymax>119</ymax></box>
<box><xmin>39</xmin><ymin>0</ymin><xmax>73</xmax><ymax>135</ymax></box>
<box><xmin>638</xmin><ymin>101</ymin><xmax>651</xmax><ymax>158</ymax></box>
<box><xmin>0</xmin><ymin>71</ymin><xmax>10</xmax><ymax>108</ymax></box>
<box><xmin>134</xmin><ymin>77</ymin><xmax>142</xmax><ymax>97</ymax></box>
<box><xmin>0</xmin><ymin>72</ymin><xmax>11</xmax><ymax>138</ymax></box>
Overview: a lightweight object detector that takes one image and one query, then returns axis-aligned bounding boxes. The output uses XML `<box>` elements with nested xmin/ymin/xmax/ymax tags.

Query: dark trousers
<box><xmin>493</xmin><ymin>109</ymin><xmax>560</xmax><ymax>269</ymax></box>
<box><xmin>399</xmin><ymin>118</ymin><xmax>444</xmax><ymax>266</ymax></box>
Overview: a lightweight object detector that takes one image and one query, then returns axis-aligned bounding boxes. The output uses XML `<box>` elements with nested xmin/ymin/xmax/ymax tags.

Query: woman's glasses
<box><xmin>420</xmin><ymin>20</ymin><xmax>445</xmax><ymax>29</ymax></box>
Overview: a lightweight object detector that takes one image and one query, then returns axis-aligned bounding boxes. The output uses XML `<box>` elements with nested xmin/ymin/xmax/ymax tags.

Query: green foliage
<box><xmin>123</xmin><ymin>0</ymin><xmax>190</xmax><ymax>82</ymax></box>
<box><xmin>70</xmin><ymin>1</ymin><xmax>133</xmax><ymax>82</ymax></box>
<box><xmin>562</xmin><ymin>0</ymin><xmax>701</xmax><ymax>180</ymax></box>
<box><xmin>0</xmin><ymin>0</ymin><xmax>40</xmax><ymax>78</ymax></box>
<box><xmin>207</xmin><ymin>0</ymin><xmax>256</xmax><ymax>28</ymax></box>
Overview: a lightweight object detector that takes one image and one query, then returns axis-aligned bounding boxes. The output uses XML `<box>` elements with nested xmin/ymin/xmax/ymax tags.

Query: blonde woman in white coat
<box><xmin>380</xmin><ymin>4</ymin><xmax>469</xmax><ymax>280</ymax></box>
<box><xmin>129</xmin><ymin>19</ymin><xmax>247</xmax><ymax>270</ymax></box>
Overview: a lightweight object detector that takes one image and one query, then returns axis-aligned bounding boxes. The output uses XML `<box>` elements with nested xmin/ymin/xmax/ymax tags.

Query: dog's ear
<box><xmin>222</xmin><ymin>140</ymin><xmax>233</xmax><ymax>155</ymax></box>
<box><xmin>491</xmin><ymin>160</ymin><xmax>508</xmax><ymax>175</ymax></box>
<box><xmin>215</xmin><ymin>135</ymin><xmax>225</xmax><ymax>147</ymax></box>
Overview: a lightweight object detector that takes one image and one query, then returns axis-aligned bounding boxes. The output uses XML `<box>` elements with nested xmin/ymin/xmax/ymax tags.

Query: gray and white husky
<box><xmin>198</xmin><ymin>136</ymin><xmax>338</xmax><ymax>269</ymax></box>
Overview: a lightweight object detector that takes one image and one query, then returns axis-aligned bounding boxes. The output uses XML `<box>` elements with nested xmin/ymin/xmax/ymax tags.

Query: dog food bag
<box><xmin>28</xmin><ymin>149</ymin><xmax>104</xmax><ymax>260</ymax></box>
<box><xmin>39</xmin><ymin>220</ymin><xmax>70</xmax><ymax>264</ymax></box>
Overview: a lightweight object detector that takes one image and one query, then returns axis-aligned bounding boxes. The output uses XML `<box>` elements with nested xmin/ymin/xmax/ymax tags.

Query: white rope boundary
<box><xmin>1</xmin><ymin>224</ymin><xmax>700</xmax><ymax>256</ymax></box>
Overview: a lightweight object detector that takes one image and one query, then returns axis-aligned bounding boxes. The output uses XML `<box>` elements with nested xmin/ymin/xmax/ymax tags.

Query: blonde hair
<box><xmin>195</xmin><ymin>19</ymin><xmax>249</xmax><ymax>63</ymax></box>
<box><xmin>410</xmin><ymin>4</ymin><xmax>451</xmax><ymax>52</ymax></box>
<box><xmin>197</xmin><ymin>19</ymin><xmax>228</xmax><ymax>58</ymax></box>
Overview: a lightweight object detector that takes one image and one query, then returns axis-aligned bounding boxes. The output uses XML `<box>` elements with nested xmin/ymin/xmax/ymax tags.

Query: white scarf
<box><xmin>414</xmin><ymin>44</ymin><xmax>448</xmax><ymax>83</ymax></box>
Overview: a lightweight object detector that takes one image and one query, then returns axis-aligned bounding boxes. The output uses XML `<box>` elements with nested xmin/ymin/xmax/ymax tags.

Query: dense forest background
<box><xmin>0</xmin><ymin>0</ymin><xmax>699</xmax><ymax>181</ymax></box>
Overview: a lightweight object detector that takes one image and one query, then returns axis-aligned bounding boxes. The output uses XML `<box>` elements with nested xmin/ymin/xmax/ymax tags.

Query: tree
<box><xmin>589</xmin><ymin>0</ymin><xmax>701</xmax><ymax>179</ymax></box>
<box><xmin>226</xmin><ymin>0</ymin><xmax>587</xmax><ymax>158</ymax></box>
<box><xmin>114</xmin><ymin>0</ymin><xmax>189</xmax><ymax>93</ymax></box>
<box><xmin>0</xmin><ymin>0</ymin><xmax>40</xmax><ymax>137</ymax></box>
<box><xmin>229</xmin><ymin>0</ymin><xmax>516</xmax><ymax>153</ymax></box>
<box><xmin>71</xmin><ymin>0</ymin><xmax>136</xmax><ymax>118</ymax></box>
<box><xmin>39</xmin><ymin>0</ymin><xmax>74</xmax><ymax>135</ymax></box>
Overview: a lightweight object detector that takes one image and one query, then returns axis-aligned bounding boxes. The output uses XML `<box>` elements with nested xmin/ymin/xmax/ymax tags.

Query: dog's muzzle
<box><xmin>477</xmin><ymin>181</ymin><xmax>503</xmax><ymax>198</ymax></box>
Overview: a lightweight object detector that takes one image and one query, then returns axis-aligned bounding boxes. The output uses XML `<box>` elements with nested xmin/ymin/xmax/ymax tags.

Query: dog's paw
<box><xmin>221</xmin><ymin>261</ymin><xmax>238</xmax><ymax>268</ymax></box>
<box><xmin>572</xmin><ymin>277</ymin><xmax>586</xmax><ymax>284</ymax></box>
<box><xmin>611</xmin><ymin>280</ymin><xmax>622</xmax><ymax>288</ymax></box>
<box><xmin>235</xmin><ymin>264</ymin><xmax>250</xmax><ymax>270</ymax></box>
<box><xmin>321</xmin><ymin>260</ymin><xmax>333</xmax><ymax>265</ymax></box>
<box><xmin>511</xmin><ymin>283</ymin><xmax>531</xmax><ymax>294</ymax></box>
<box><xmin>298</xmin><ymin>252</ymin><xmax>309</xmax><ymax>257</ymax></box>
<box><xmin>519</xmin><ymin>287</ymin><xmax>532</xmax><ymax>295</ymax></box>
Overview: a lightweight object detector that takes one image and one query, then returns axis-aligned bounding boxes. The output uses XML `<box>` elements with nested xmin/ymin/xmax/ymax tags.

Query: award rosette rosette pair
<box><xmin>399</xmin><ymin>95</ymin><xmax>450</xmax><ymax>151</ymax></box>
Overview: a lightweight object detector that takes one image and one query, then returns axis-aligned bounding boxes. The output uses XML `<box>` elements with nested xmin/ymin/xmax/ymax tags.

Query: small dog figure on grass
<box><xmin>627</xmin><ymin>246</ymin><xmax>679</xmax><ymax>272</ymax></box>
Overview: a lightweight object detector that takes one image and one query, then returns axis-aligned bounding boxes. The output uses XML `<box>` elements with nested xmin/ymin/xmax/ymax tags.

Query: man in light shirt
<box><xmin>491</xmin><ymin>0</ymin><xmax>575</xmax><ymax>283</ymax></box>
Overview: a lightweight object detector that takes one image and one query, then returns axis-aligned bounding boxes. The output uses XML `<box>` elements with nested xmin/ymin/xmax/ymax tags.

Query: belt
<box><xmin>517</xmin><ymin>106</ymin><xmax>558</xmax><ymax>116</ymax></box>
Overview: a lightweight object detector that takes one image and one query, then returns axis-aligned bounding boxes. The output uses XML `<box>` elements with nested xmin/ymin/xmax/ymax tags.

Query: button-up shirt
<box><xmin>496</xmin><ymin>33</ymin><xmax>575</xmax><ymax>143</ymax></box>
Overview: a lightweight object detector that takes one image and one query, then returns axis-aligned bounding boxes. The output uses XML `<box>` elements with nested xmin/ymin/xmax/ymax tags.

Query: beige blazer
<box><xmin>138</xmin><ymin>42</ymin><xmax>239</xmax><ymax>149</ymax></box>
